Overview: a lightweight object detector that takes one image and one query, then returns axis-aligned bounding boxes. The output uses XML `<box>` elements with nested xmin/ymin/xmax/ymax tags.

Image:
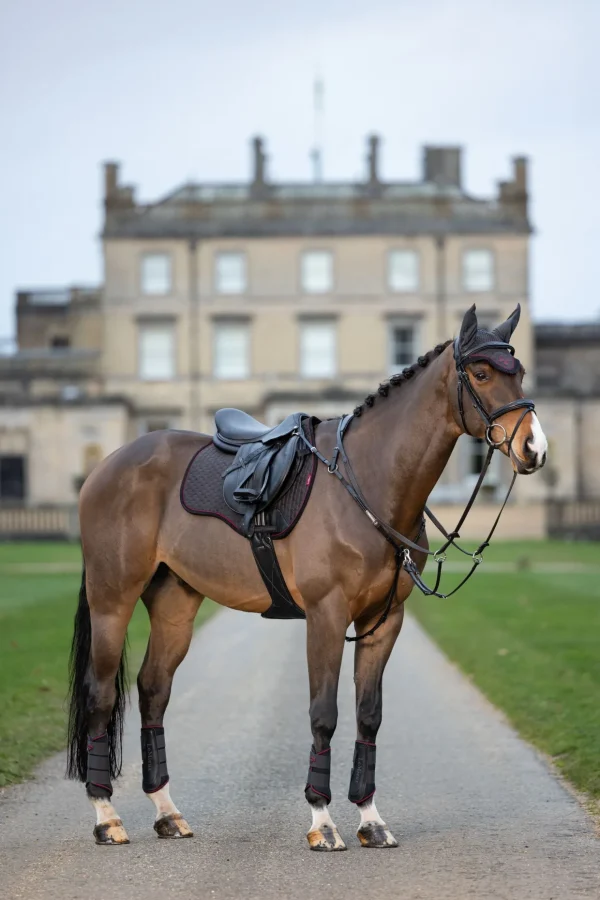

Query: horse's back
<box><xmin>79</xmin><ymin>429</ymin><xmax>211</xmax><ymax>529</ymax></box>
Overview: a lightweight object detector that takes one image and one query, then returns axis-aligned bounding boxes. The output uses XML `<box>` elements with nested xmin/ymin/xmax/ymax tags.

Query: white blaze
<box><xmin>528</xmin><ymin>413</ymin><xmax>548</xmax><ymax>466</ymax></box>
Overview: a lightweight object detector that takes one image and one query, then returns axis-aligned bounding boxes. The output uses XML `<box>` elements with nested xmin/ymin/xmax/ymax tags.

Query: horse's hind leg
<box><xmin>85</xmin><ymin>589</ymin><xmax>139</xmax><ymax>845</ymax></box>
<box><xmin>350</xmin><ymin>603</ymin><xmax>405</xmax><ymax>849</ymax></box>
<box><xmin>138</xmin><ymin>566</ymin><xmax>202</xmax><ymax>839</ymax></box>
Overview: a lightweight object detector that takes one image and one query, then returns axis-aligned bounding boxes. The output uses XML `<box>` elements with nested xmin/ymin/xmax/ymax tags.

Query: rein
<box><xmin>299</xmin><ymin>338</ymin><xmax>536</xmax><ymax>641</ymax></box>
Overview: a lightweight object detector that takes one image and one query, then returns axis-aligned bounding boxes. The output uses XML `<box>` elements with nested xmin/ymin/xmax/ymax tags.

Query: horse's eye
<box><xmin>474</xmin><ymin>371</ymin><xmax>487</xmax><ymax>382</ymax></box>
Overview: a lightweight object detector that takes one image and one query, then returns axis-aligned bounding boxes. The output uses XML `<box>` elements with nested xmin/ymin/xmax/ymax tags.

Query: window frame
<box><xmin>50</xmin><ymin>334</ymin><xmax>71</xmax><ymax>350</ymax></box>
<box><xmin>387</xmin><ymin>248</ymin><xmax>420</xmax><ymax>293</ymax></box>
<box><xmin>463</xmin><ymin>435</ymin><xmax>501</xmax><ymax>489</ymax></box>
<box><xmin>212</xmin><ymin>319</ymin><xmax>251</xmax><ymax>380</ymax></box>
<box><xmin>387</xmin><ymin>318</ymin><xmax>420</xmax><ymax>376</ymax></box>
<box><xmin>140</xmin><ymin>252</ymin><xmax>173</xmax><ymax>296</ymax></box>
<box><xmin>300</xmin><ymin>250</ymin><xmax>334</xmax><ymax>295</ymax></box>
<box><xmin>137</xmin><ymin>320</ymin><xmax>176</xmax><ymax>381</ymax></box>
<box><xmin>214</xmin><ymin>251</ymin><xmax>247</xmax><ymax>295</ymax></box>
<box><xmin>299</xmin><ymin>318</ymin><xmax>337</xmax><ymax>379</ymax></box>
<box><xmin>462</xmin><ymin>248</ymin><xmax>495</xmax><ymax>293</ymax></box>
<box><xmin>0</xmin><ymin>454</ymin><xmax>27</xmax><ymax>504</ymax></box>
<box><xmin>137</xmin><ymin>418</ymin><xmax>175</xmax><ymax>436</ymax></box>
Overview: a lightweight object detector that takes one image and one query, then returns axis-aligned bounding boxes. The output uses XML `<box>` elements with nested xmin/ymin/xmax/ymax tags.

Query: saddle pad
<box><xmin>180</xmin><ymin>419</ymin><xmax>317</xmax><ymax>539</ymax></box>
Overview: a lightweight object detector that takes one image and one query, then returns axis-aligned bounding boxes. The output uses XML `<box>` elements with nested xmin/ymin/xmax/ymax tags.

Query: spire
<box><xmin>311</xmin><ymin>75</ymin><xmax>324</xmax><ymax>182</ymax></box>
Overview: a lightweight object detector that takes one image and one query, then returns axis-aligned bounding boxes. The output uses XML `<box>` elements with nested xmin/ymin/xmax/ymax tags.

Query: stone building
<box><xmin>2</xmin><ymin>135</ymin><xmax>595</xmax><ymax>538</ymax></box>
<box><xmin>533</xmin><ymin>324</ymin><xmax>600</xmax><ymax>501</ymax></box>
<box><xmin>0</xmin><ymin>288</ymin><xmax>128</xmax><ymax>511</ymax></box>
<box><xmin>100</xmin><ymin>136</ymin><xmax>533</xmax><ymax>504</ymax></box>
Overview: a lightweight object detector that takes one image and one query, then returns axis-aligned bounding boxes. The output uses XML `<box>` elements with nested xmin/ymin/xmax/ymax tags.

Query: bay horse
<box><xmin>67</xmin><ymin>304</ymin><xmax>547</xmax><ymax>849</ymax></box>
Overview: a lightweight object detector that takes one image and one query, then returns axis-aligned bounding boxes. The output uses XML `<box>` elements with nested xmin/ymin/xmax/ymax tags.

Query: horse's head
<box><xmin>452</xmin><ymin>304</ymin><xmax>547</xmax><ymax>474</ymax></box>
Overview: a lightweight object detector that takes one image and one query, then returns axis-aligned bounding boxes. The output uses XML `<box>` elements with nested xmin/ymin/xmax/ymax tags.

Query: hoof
<box><xmin>307</xmin><ymin>825</ymin><xmax>347</xmax><ymax>852</ymax></box>
<box><xmin>357</xmin><ymin>822</ymin><xmax>398</xmax><ymax>848</ymax></box>
<box><xmin>93</xmin><ymin>818</ymin><xmax>130</xmax><ymax>845</ymax></box>
<box><xmin>154</xmin><ymin>813</ymin><xmax>194</xmax><ymax>839</ymax></box>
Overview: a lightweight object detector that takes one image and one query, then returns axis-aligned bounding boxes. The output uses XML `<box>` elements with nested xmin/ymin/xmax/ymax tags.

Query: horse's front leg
<box><xmin>351</xmin><ymin>602</ymin><xmax>405</xmax><ymax>848</ymax></box>
<box><xmin>304</xmin><ymin>587</ymin><xmax>348</xmax><ymax>851</ymax></box>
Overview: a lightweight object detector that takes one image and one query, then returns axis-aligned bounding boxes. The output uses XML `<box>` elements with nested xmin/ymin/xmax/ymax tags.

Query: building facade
<box><xmin>100</xmin><ymin>136</ymin><xmax>533</xmax><ymax>503</ymax></box>
<box><xmin>3</xmin><ymin>135</ymin><xmax>593</xmax><ymax>533</ymax></box>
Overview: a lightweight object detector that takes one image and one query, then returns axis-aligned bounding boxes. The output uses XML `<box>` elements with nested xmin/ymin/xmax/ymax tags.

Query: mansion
<box><xmin>0</xmin><ymin>137</ymin><xmax>598</xmax><ymax>537</ymax></box>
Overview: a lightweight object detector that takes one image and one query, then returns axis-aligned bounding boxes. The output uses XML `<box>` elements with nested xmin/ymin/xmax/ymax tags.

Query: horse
<box><xmin>67</xmin><ymin>304</ymin><xmax>547</xmax><ymax>850</ymax></box>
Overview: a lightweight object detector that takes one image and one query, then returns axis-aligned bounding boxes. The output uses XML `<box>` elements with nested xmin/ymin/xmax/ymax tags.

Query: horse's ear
<box><xmin>459</xmin><ymin>304</ymin><xmax>478</xmax><ymax>352</ymax></box>
<box><xmin>494</xmin><ymin>304</ymin><xmax>521</xmax><ymax>343</ymax></box>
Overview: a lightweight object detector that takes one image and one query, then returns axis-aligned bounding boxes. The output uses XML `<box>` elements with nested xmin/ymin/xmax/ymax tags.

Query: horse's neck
<box><xmin>347</xmin><ymin>350</ymin><xmax>459</xmax><ymax>537</ymax></box>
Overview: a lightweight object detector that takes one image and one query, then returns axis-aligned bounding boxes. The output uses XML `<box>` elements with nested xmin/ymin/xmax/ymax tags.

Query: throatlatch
<box><xmin>86</xmin><ymin>732</ymin><xmax>112</xmax><ymax>797</ymax></box>
<box><xmin>348</xmin><ymin>740</ymin><xmax>376</xmax><ymax>804</ymax></box>
<box><xmin>141</xmin><ymin>726</ymin><xmax>169</xmax><ymax>793</ymax></box>
<box><xmin>305</xmin><ymin>745</ymin><xmax>331</xmax><ymax>803</ymax></box>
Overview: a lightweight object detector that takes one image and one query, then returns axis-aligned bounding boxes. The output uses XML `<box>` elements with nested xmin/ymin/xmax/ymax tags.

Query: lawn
<box><xmin>409</xmin><ymin>539</ymin><xmax>600</xmax><ymax>803</ymax></box>
<box><xmin>0</xmin><ymin>543</ymin><xmax>216</xmax><ymax>787</ymax></box>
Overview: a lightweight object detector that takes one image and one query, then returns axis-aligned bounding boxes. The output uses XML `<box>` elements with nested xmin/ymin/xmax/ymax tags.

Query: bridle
<box><xmin>454</xmin><ymin>339</ymin><xmax>535</xmax><ymax>454</ymax></box>
<box><xmin>299</xmin><ymin>337</ymin><xmax>537</xmax><ymax>641</ymax></box>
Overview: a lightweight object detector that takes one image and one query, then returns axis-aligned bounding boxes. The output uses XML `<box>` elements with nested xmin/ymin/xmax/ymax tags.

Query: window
<box><xmin>141</xmin><ymin>253</ymin><xmax>172</xmax><ymax>295</ymax></box>
<box><xmin>83</xmin><ymin>444</ymin><xmax>103</xmax><ymax>476</ymax></box>
<box><xmin>144</xmin><ymin>420</ymin><xmax>171</xmax><ymax>432</ymax></box>
<box><xmin>137</xmin><ymin>419</ymin><xmax>174</xmax><ymax>437</ymax></box>
<box><xmin>214</xmin><ymin>322</ymin><xmax>250</xmax><ymax>379</ymax></box>
<box><xmin>463</xmin><ymin>249</ymin><xmax>494</xmax><ymax>292</ymax></box>
<box><xmin>465</xmin><ymin>436</ymin><xmax>499</xmax><ymax>491</ymax></box>
<box><xmin>138</xmin><ymin>323</ymin><xmax>175</xmax><ymax>380</ymax></box>
<box><xmin>215</xmin><ymin>252</ymin><xmax>246</xmax><ymax>294</ymax></box>
<box><xmin>475</xmin><ymin>314</ymin><xmax>498</xmax><ymax>331</ymax></box>
<box><xmin>456</xmin><ymin>311</ymin><xmax>498</xmax><ymax>333</ymax></box>
<box><xmin>50</xmin><ymin>335</ymin><xmax>70</xmax><ymax>349</ymax></box>
<box><xmin>388</xmin><ymin>250</ymin><xmax>419</xmax><ymax>292</ymax></box>
<box><xmin>301</xmin><ymin>251</ymin><xmax>333</xmax><ymax>294</ymax></box>
<box><xmin>300</xmin><ymin>321</ymin><xmax>336</xmax><ymax>378</ymax></box>
<box><xmin>389</xmin><ymin>322</ymin><xmax>417</xmax><ymax>373</ymax></box>
<box><xmin>469</xmin><ymin>438</ymin><xmax>487</xmax><ymax>476</ymax></box>
<box><xmin>61</xmin><ymin>385</ymin><xmax>82</xmax><ymax>401</ymax></box>
<box><xmin>0</xmin><ymin>456</ymin><xmax>26</xmax><ymax>502</ymax></box>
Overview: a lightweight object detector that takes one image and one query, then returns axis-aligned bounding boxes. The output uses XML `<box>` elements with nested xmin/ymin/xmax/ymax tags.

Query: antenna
<box><xmin>311</xmin><ymin>75</ymin><xmax>324</xmax><ymax>182</ymax></box>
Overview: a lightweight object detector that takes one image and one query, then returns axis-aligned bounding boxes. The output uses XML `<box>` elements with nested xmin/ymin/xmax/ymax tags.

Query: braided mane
<box><xmin>353</xmin><ymin>340</ymin><xmax>453</xmax><ymax>417</ymax></box>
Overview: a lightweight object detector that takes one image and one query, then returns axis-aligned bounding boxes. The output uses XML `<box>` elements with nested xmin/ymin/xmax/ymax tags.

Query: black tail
<box><xmin>66</xmin><ymin>564</ymin><xmax>128</xmax><ymax>782</ymax></box>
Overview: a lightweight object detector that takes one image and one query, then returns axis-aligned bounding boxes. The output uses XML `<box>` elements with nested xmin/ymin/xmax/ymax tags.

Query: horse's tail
<box><xmin>66</xmin><ymin>564</ymin><xmax>128</xmax><ymax>781</ymax></box>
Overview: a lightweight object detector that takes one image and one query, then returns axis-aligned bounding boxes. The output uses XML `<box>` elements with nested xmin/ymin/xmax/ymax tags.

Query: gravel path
<box><xmin>1</xmin><ymin>609</ymin><xmax>598</xmax><ymax>899</ymax></box>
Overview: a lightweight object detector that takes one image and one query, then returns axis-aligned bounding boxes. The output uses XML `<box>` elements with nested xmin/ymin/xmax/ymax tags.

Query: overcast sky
<box><xmin>1</xmin><ymin>0</ymin><xmax>598</xmax><ymax>338</ymax></box>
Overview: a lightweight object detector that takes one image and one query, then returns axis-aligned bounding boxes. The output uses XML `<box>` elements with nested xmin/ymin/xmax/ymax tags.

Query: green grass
<box><xmin>0</xmin><ymin>543</ymin><xmax>217</xmax><ymax>787</ymax></box>
<box><xmin>409</xmin><ymin>539</ymin><xmax>600</xmax><ymax>801</ymax></box>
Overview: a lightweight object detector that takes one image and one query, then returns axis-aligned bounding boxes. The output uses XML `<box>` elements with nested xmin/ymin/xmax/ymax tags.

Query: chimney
<box><xmin>251</xmin><ymin>136</ymin><xmax>267</xmax><ymax>189</ymax></box>
<box><xmin>423</xmin><ymin>146</ymin><xmax>462</xmax><ymax>188</ymax></box>
<box><xmin>367</xmin><ymin>134</ymin><xmax>381</xmax><ymax>186</ymax></box>
<box><xmin>104</xmin><ymin>161</ymin><xmax>120</xmax><ymax>201</ymax></box>
<box><xmin>512</xmin><ymin>156</ymin><xmax>528</xmax><ymax>195</ymax></box>
<box><xmin>103</xmin><ymin>160</ymin><xmax>135</xmax><ymax>209</ymax></box>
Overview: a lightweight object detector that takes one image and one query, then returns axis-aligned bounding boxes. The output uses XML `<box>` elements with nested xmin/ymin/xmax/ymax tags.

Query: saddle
<box><xmin>214</xmin><ymin>409</ymin><xmax>309</xmax><ymax>537</ymax></box>
<box><xmin>181</xmin><ymin>408</ymin><xmax>317</xmax><ymax>622</ymax></box>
